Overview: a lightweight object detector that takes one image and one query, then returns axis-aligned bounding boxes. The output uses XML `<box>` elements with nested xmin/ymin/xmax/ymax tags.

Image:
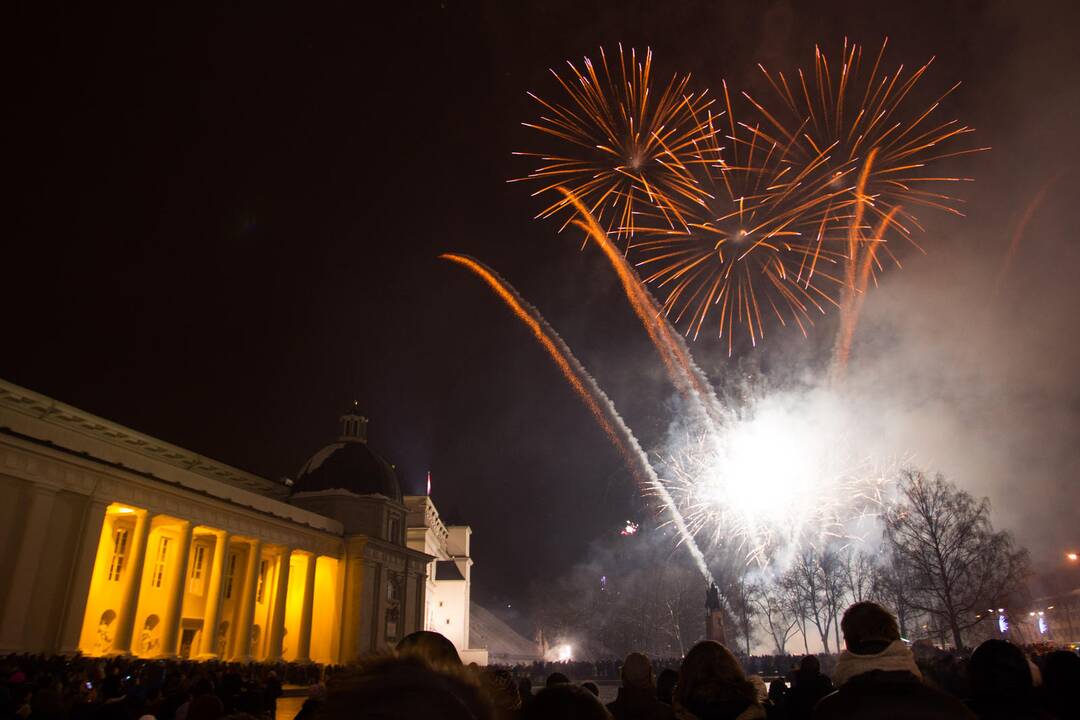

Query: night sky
<box><xmin>9</xmin><ymin>1</ymin><xmax>1080</xmax><ymax>618</ymax></box>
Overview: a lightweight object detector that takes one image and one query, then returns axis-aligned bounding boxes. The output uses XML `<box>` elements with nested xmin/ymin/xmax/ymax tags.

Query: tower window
<box><xmin>107</xmin><ymin>528</ymin><xmax>129</xmax><ymax>582</ymax></box>
<box><xmin>151</xmin><ymin>537</ymin><xmax>171</xmax><ymax>588</ymax></box>
<box><xmin>189</xmin><ymin>545</ymin><xmax>206</xmax><ymax>594</ymax></box>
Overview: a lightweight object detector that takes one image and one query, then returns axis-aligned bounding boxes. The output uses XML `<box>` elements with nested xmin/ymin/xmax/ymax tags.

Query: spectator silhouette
<box><xmin>518</xmin><ymin>677</ymin><xmax>534</xmax><ymax>709</ymax></box>
<box><xmin>673</xmin><ymin>641</ymin><xmax>765</xmax><ymax>719</ymax></box>
<box><xmin>545</xmin><ymin>673</ymin><xmax>570</xmax><ymax>688</ymax></box>
<box><xmin>323</xmin><ymin>654</ymin><xmax>492</xmax><ymax>720</ymax></box>
<box><xmin>396</xmin><ymin>630</ymin><xmax>463</xmax><ymax>669</ymax></box>
<box><xmin>1039</xmin><ymin>649</ymin><xmax>1080</xmax><ymax>720</ymax></box>
<box><xmin>813</xmin><ymin>601</ymin><xmax>974</xmax><ymax>719</ymax></box>
<box><xmin>523</xmin><ymin>684</ymin><xmax>611</xmax><ymax>720</ymax></box>
<box><xmin>783</xmin><ymin>657</ymin><xmax>833</xmax><ymax>720</ymax></box>
<box><xmin>482</xmin><ymin>668</ymin><xmax>522</xmax><ymax>720</ymax></box>
<box><xmin>965</xmin><ymin>640</ymin><xmax>1053</xmax><ymax>720</ymax></box>
<box><xmin>605</xmin><ymin>652</ymin><xmax>674</xmax><ymax>720</ymax></box>
<box><xmin>292</xmin><ymin>683</ymin><xmax>326</xmax><ymax>720</ymax></box>
<box><xmin>656</xmin><ymin>669</ymin><xmax>678</xmax><ymax>706</ymax></box>
<box><xmin>765</xmin><ymin>679</ymin><xmax>787</xmax><ymax>720</ymax></box>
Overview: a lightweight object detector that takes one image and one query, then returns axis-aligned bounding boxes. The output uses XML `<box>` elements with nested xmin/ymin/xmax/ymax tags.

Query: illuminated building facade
<box><xmin>0</xmin><ymin>379</ymin><xmax>482</xmax><ymax>663</ymax></box>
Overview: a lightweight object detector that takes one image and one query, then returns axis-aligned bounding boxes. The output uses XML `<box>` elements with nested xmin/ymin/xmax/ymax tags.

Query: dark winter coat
<box><xmin>812</xmin><ymin>669</ymin><xmax>975</xmax><ymax>720</ymax></box>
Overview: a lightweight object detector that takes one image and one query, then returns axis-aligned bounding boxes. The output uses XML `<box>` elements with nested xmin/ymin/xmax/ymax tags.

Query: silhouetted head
<box><xmin>581</xmin><ymin>681</ymin><xmax>600</xmax><ymax>697</ymax></box>
<box><xmin>545</xmin><ymin>672</ymin><xmax>570</xmax><ymax>688</ymax></box>
<box><xmin>969</xmin><ymin>640</ymin><xmax>1033</xmax><ymax>697</ymax></box>
<box><xmin>675</xmin><ymin>641</ymin><xmax>758</xmax><ymax>715</ymax></box>
<box><xmin>1041</xmin><ymin>650</ymin><xmax>1080</xmax><ymax>716</ymax></box>
<box><xmin>620</xmin><ymin>652</ymin><xmax>654</xmax><ymax>690</ymax></box>
<box><xmin>840</xmin><ymin>602</ymin><xmax>901</xmax><ymax>654</ymax></box>
<box><xmin>396</xmin><ymin>630</ymin><xmax>462</xmax><ymax>668</ymax></box>
<box><xmin>481</xmin><ymin>669</ymin><xmax>521</xmax><ymax>715</ymax></box>
<box><xmin>323</xmin><ymin>655</ymin><xmax>492</xmax><ymax>720</ymax></box>
<box><xmin>799</xmin><ymin>655</ymin><xmax>820</xmax><ymax>674</ymax></box>
<box><xmin>656</xmin><ymin>668</ymin><xmax>678</xmax><ymax>704</ymax></box>
<box><xmin>522</xmin><ymin>684</ymin><xmax>611</xmax><ymax>720</ymax></box>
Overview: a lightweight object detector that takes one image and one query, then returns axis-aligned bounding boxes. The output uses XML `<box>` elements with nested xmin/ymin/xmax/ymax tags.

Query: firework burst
<box><xmin>746</xmin><ymin>38</ymin><xmax>987</xmax><ymax>270</ymax></box>
<box><xmin>513</xmin><ymin>45</ymin><xmax>719</xmax><ymax>243</ymax></box>
<box><xmin>657</xmin><ymin>400</ymin><xmax>900</xmax><ymax>568</ymax></box>
<box><xmin>632</xmin><ymin>81</ymin><xmax>858</xmax><ymax>353</ymax></box>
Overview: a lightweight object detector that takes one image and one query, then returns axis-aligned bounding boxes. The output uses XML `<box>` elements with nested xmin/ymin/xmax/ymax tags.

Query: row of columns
<box><xmin>0</xmin><ymin>483</ymin><xmax>325</xmax><ymax>661</ymax></box>
<box><xmin>0</xmin><ymin>483</ymin><xmax>62</xmax><ymax>650</ymax></box>
<box><xmin>103</xmin><ymin>513</ymin><xmax>320</xmax><ymax>661</ymax></box>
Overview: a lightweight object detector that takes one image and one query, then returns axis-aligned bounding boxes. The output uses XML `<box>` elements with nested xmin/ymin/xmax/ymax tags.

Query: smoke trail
<box><xmin>832</xmin><ymin>206</ymin><xmax>900</xmax><ymax>376</ymax></box>
<box><xmin>556</xmin><ymin>187</ymin><xmax>728</xmax><ymax>428</ymax></box>
<box><xmin>440</xmin><ymin>253</ymin><xmax>713</xmax><ymax>581</ymax></box>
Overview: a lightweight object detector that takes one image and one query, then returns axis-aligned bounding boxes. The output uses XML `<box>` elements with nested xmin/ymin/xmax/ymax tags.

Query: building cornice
<box><xmin>0</xmin><ymin>378</ymin><xmax>286</xmax><ymax>498</ymax></box>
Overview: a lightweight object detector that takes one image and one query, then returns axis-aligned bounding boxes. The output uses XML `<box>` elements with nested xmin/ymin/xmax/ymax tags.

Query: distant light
<box><xmin>998</xmin><ymin>615</ymin><xmax>1009</xmax><ymax>634</ymax></box>
<box><xmin>620</xmin><ymin>521</ymin><xmax>639</xmax><ymax>536</ymax></box>
<box><xmin>1067</xmin><ymin>552</ymin><xmax>1079</xmax><ymax>562</ymax></box>
<box><xmin>1038</xmin><ymin>615</ymin><xmax>1048</xmax><ymax>635</ymax></box>
<box><xmin>998</xmin><ymin>608</ymin><xmax>1005</xmax><ymax>613</ymax></box>
<box><xmin>557</xmin><ymin>644</ymin><xmax>572</xmax><ymax>662</ymax></box>
<box><xmin>115</xmin><ymin>507</ymin><xmax>135</xmax><ymax>514</ymax></box>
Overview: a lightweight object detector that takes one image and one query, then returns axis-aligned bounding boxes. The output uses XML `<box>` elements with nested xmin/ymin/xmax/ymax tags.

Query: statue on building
<box><xmin>705</xmin><ymin>582</ymin><xmax>726</xmax><ymax>645</ymax></box>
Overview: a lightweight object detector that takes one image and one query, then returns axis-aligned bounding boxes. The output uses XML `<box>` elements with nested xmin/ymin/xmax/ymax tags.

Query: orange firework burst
<box><xmin>631</xmin><ymin>81</ymin><xmax>858</xmax><ymax>353</ymax></box>
<box><xmin>512</xmin><ymin>45</ymin><xmax>719</xmax><ymax>243</ymax></box>
<box><xmin>745</xmin><ymin>37</ymin><xmax>988</xmax><ymax>269</ymax></box>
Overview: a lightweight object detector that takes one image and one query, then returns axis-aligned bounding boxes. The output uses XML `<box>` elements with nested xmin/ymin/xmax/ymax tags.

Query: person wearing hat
<box><xmin>813</xmin><ymin>602</ymin><xmax>974</xmax><ymax>719</ymax></box>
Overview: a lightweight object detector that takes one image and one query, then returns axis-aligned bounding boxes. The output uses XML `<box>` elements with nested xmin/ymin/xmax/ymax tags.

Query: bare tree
<box><xmin>840</xmin><ymin>547</ymin><xmax>878</xmax><ymax>603</ymax></box>
<box><xmin>784</xmin><ymin>549</ymin><xmax>835</xmax><ymax>653</ymax></box>
<box><xmin>780</xmin><ymin>570</ymin><xmax>811</xmax><ymax>654</ymax></box>
<box><xmin>870</xmin><ymin>553</ymin><xmax>917</xmax><ymax>640</ymax></box>
<box><xmin>818</xmin><ymin>548</ymin><xmax>846</xmax><ymax>652</ymax></box>
<box><xmin>884</xmin><ymin>469</ymin><xmax>1030</xmax><ymax>649</ymax></box>
<box><xmin>725</xmin><ymin>572</ymin><xmax>757</xmax><ymax>656</ymax></box>
<box><xmin>751</xmin><ymin>579</ymin><xmax>798</xmax><ymax>654</ymax></box>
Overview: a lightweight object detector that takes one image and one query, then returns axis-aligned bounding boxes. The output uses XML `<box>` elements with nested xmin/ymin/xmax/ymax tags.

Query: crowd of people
<box><xmin>2</xmin><ymin>602</ymin><xmax>1079</xmax><ymax>719</ymax></box>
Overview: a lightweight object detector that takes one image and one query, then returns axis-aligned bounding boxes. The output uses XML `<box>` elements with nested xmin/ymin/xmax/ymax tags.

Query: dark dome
<box><xmin>293</xmin><ymin>441</ymin><xmax>401</xmax><ymax>500</ymax></box>
<box><xmin>292</xmin><ymin>409</ymin><xmax>401</xmax><ymax>500</ymax></box>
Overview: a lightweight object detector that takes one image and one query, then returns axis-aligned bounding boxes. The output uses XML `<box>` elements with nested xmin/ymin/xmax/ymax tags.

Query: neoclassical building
<box><xmin>0</xmin><ymin>378</ymin><xmax>482</xmax><ymax>663</ymax></box>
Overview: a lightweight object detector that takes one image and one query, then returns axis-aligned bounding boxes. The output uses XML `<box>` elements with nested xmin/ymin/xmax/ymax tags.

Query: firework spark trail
<box><xmin>440</xmin><ymin>252</ymin><xmax>713</xmax><ymax>581</ymax></box>
<box><xmin>557</xmin><ymin>187</ymin><xmax>728</xmax><ymax>428</ymax></box>
<box><xmin>832</xmin><ymin>206</ymin><xmax>900</xmax><ymax>378</ymax></box>
<box><xmin>994</xmin><ymin>171</ymin><xmax>1062</xmax><ymax>294</ymax></box>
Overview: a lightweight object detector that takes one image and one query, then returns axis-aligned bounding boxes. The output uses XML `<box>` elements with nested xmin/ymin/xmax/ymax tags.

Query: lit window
<box><xmin>256</xmin><ymin>559</ymin><xmax>269</xmax><ymax>603</ymax></box>
<box><xmin>151</xmin><ymin>537</ymin><xmax>171</xmax><ymax>588</ymax></box>
<box><xmin>189</xmin><ymin>545</ymin><xmax>206</xmax><ymax>594</ymax></box>
<box><xmin>223</xmin><ymin>553</ymin><xmax>238</xmax><ymax>599</ymax></box>
<box><xmin>107</xmin><ymin>528</ymin><xmax>129</xmax><ymax>582</ymax></box>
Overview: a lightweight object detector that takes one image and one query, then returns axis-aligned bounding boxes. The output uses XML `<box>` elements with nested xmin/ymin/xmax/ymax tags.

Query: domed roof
<box><xmin>292</xmin><ymin>405</ymin><xmax>401</xmax><ymax>501</ymax></box>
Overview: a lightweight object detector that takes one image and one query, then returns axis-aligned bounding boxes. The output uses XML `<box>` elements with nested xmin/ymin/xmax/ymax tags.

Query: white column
<box><xmin>111</xmin><ymin>510</ymin><xmax>152</xmax><ymax>654</ymax></box>
<box><xmin>57</xmin><ymin>498</ymin><xmax>110</xmax><ymax>654</ymax></box>
<box><xmin>295</xmin><ymin>553</ymin><xmax>317</xmax><ymax>662</ymax></box>
<box><xmin>266</xmin><ymin>548</ymin><xmax>293</xmax><ymax>661</ymax></box>
<box><xmin>158</xmin><ymin>521</ymin><xmax>193</xmax><ymax>657</ymax></box>
<box><xmin>233</xmin><ymin>539</ymin><xmax>262</xmax><ymax>661</ymax></box>
<box><xmin>0</xmin><ymin>483</ymin><xmax>59</xmax><ymax>650</ymax></box>
<box><xmin>196</xmin><ymin>530</ymin><xmax>230</xmax><ymax>658</ymax></box>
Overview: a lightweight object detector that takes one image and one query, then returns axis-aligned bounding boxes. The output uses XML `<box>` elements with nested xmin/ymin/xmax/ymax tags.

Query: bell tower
<box><xmin>338</xmin><ymin>401</ymin><xmax>368</xmax><ymax>443</ymax></box>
